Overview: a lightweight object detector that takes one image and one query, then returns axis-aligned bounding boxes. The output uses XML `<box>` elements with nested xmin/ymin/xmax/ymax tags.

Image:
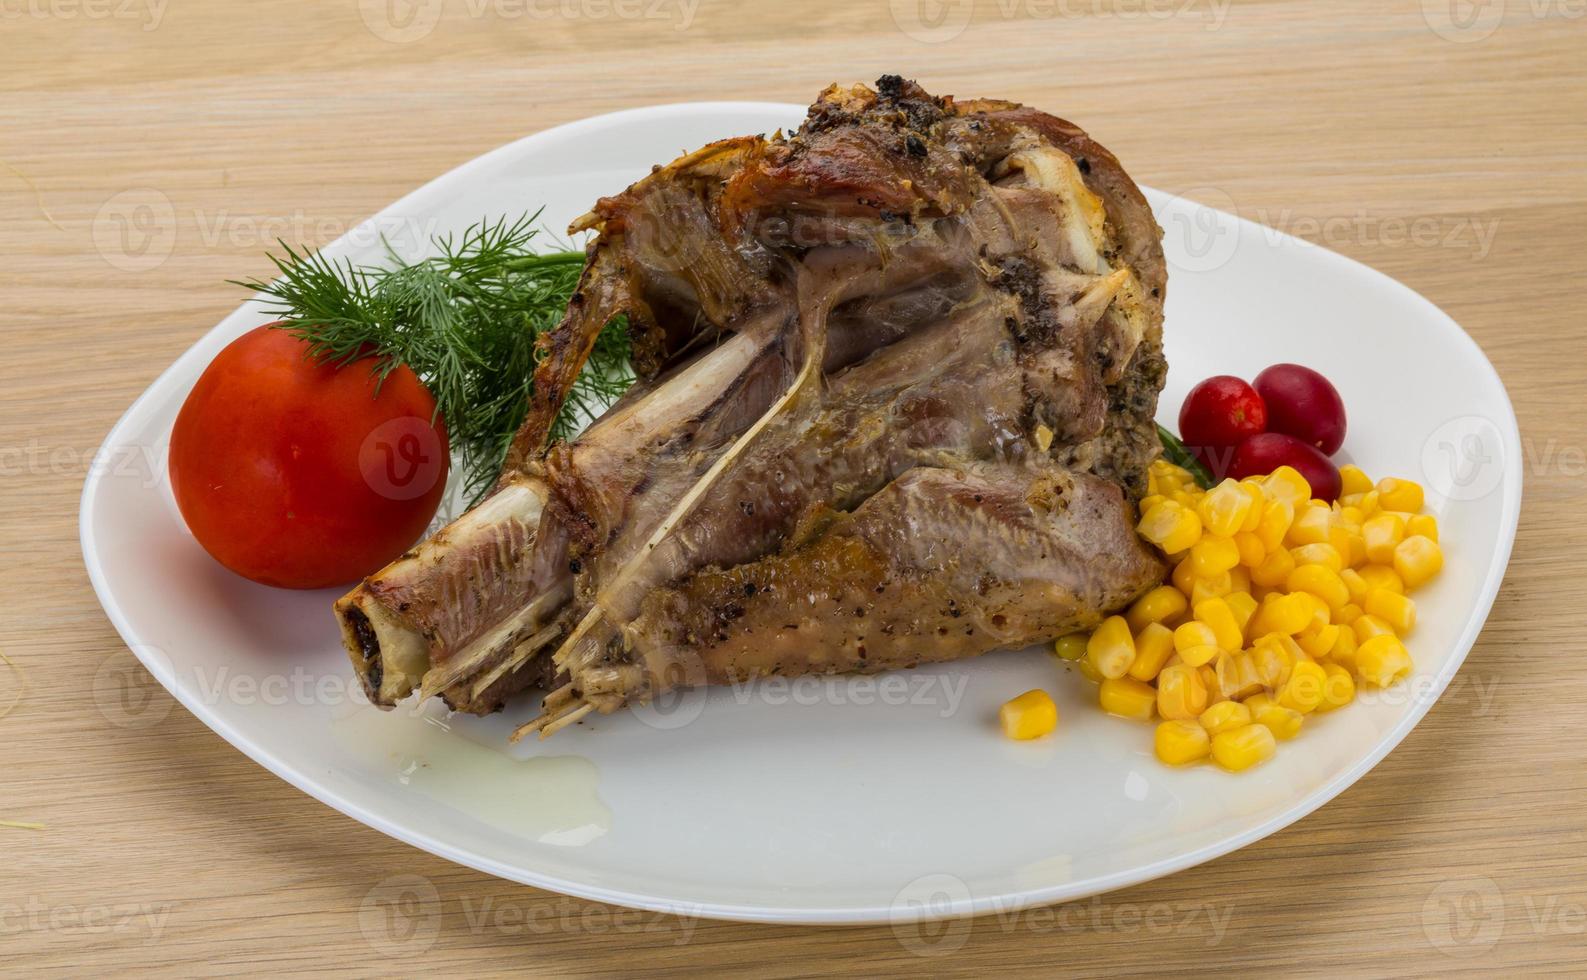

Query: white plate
<box><xmin>80</xmin><ymin>102</ymin><xmax>1522</xmax><ymax>926</ymax></box>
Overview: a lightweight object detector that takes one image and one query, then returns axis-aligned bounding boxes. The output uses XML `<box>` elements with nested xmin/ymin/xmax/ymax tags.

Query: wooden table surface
<box><xmin>5</xmin><ymin>0</ymin><xmax>1585</xmax><ymax>974</ymax></box>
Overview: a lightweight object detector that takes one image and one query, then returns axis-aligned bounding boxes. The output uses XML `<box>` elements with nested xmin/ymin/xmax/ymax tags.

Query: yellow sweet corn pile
<box><xmin>1030</xmin><ymin>459</ymin><xmax>1446</xmax><ymax>771</ymax></box>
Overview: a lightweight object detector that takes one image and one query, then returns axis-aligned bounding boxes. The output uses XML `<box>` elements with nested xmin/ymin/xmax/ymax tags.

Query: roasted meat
<box><xmin>335</xmin><ymin>76</ymin><xmax>1169</xmax><ymax>737</ymax></box>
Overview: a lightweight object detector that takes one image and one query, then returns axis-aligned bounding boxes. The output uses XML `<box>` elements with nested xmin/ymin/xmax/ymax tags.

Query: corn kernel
<box><xmin>1214</xmin><ymin>651</ymin><xmax>1266</xmax><ymax>701</ymax></box>
<box><xmin>1099</xmin><ymin>676</ymin><xmax>1157</xmax><ymax>721</ymax></box>
<box><xmin>1199</xmin><ymin>700</ymin><xmax>1251</xmax><ymax>735</ymax></box>
<box><xmin>1365</xmin><ymin>588</ymin><xmax>1416</xmax><ymax>633</ymax></box>
<box><xmin>1353</xmin><ymin>614</ymin><xmax>1397</xmax><ymax>643</ymax></box>
<box><xmin>1189</xmin><ymin>572</ymin><xmax>1233</xmax><ymax>607</ymax></box>
<box><xmin>1343</xmin><ymin>527</ymin><xmax>1368</xmax><ymax>568</ymax></box>
<box><xmin>1315</xmin><ymin>662</ymin><xmax>1356</xmax><ymax>712</ymax></box>
<box><xmin>1128</xmin><ymin>622</ymin><xmax>1177</xmax><ymax>682</ymax></box>
<box><xmin>1125</xmin><ymin>585</ymin><xmax>1189</xmax><ymax>633</ymax></box>
<box><xmin>1340</xmin><ymin>568</ymin><xmax>1369</xmax><ymax>603</ymax></box>
<box><xmin>1239</xmin><ymin>482</ymin><xmax>1267</xmax><ymax>532</ymax></box>
<box><xmin>1251</xmin><ymin>592</ymin><xmax>1313</xmax><ymax>636</ymax></box>
<box><xmin>1224</xmin><ymin>591</ymin><xmax>1258</xmax><ymax>638</ymax></box>
<box><xmin>1087</xmin><ymin>615</ymin><xmax>1136</xmax><ymax>679</ymax></box>
<box><xmin>1249</xmin><ymin>636</ymin><xmax>1294</xmax><ymax>689</ymax></box>
<box><xmin>1197</xmin><ymin>480</ymin><xmax>1254</xmax><ymax>537</ymax></box>
<box><xmin>1329</xmin><ymin>625</ymin><xmax>1359</xmax><ymax>670</ymax></box>
<box><xmin>1245</xmin><ymin>692</ymin><xmax>1304</xmax><ymax>739</ymax></box>
<box><xmin>1363</xmin><ymin>513</ymin><xmax>1406</xmax><ymax>564</ymax></box>
<box><xmin>1138</xmin><ymin>494</ymin><xmax>1168</xmax><ymax>515</ymax></box>
<box><xmin>1075</xmin><ymin>653</ymin><xmax>1105</xmax><ymax>683</ymax></box>
<box><xmin>1255</xmin><ymin>499</ymin><xmax>1295</xmax><ymax>552</ymax></box>
<box><xmin>1000</xmin><ymin>689</ymin><xmax>1058</xmax><ymax>740</ymax></box>
<box><xmin>1138</xmin><ymin>500</ymin><xmax>1203</xmax><ymax>554</ymax></box>
<box><xmin>1290</xmin><ymin>543</ymin><xmax>1344</xmax><ymax>573</ymax></box>
<box><xmin>1172</xmin><ymin>556</ymin><xmax>1196</xmax><ymax>595</ymax></box>
<box><xmin>1193</xmin><ymin>597</ymin><xmax>1244</xmax><ymax>651</ymax></box>
<box><xmin>1296</xmin><ymin>623</ymin><xmax>1341</xmax><ymax>660</ymax></box>
<box><xmin>1288</xmin><ymin>504</ymin><xmax>1333</xmax><ymax>548</ymax></box>
<box><xmin>1407</xmin><ymin>513</ymin><xmax>1439</xmax><ymax>543</ymax></box>
<box><xmin>1251</xmin><ymin>547</ymin><xmax>1297</xmax><ymax>588</ymax></box>
<box><xmin>1335</xmin><ymin>602</ymin><xmax>1363</xmax><ymax>625</ymax></box>
<box><xmin>1339</xmin><ymin>464</ymin><xmax>1373</xmax><ymax>497</ymax></box>
<box><xmin>1155</xmin><ymin>720</ymin><xmax>1211</xmax><ymax>765</ymax></box>
<box><xmin>1377</xmin><ymin>477</ymin><xmax>1425</xmax><ymax>513</ymax></box>
<box><xmin>1053</xmin><ymin>632</ymin><xmax>1089</xmax><ymax>661</ymax></box>
<box><xmin>1278</xmin><ymin>659</ymin><xmax>1328</xmax><ymax>713</ymax></box>
<box><xmin>1198</xmin><ymin>664</ymin><xmax>1222</xmax><ymax>703</ymax></box>
<box><xmin>1394</xmin><ymin>535</ymin><xmax>1444</xmax><ymax>590</ymax></box>
<box><xmin>1300</xmin><ymin>590</ymin><xmax>1331</xmax><ymax>631</ymax></box>
<box><xmin>1191</xmin><ymin>535</ymin><xmax>1241</xmax><ymax>578</ymax></box>
<box><xmin>1157</xmin><ymin>663</ymin><xmax>1209</xmax><ymax>721</ymax></box>
<box><xmin>1150</xmin><ymin>458</ymin><xmax>1192</xmax><ymax>489</ymax></box>
<box><xmin>1355</xmin><ymin>634</ymin><xmax>1412</xmax><ymax>687</ymax></box>
<box><xmin>1212</xmin><ymin>723</ymin><xmax>1277</xmax><ymax>770</ymax></box>
<box><xmin>1232</xmin><ymin>531</ymin><xmax>1266</xmax><ymax>569</ymax></box>
<box><xmin>1263</xmin><ymin>466</ymin><xmax>1312</xmax><ymax>506</ymax></box>
<box><xmin>1228</xmin><ymin>565</ymin><xmax>1252</xmax><ymax>595</ymax></box>
<box><xmin>1174</xmin><ymin>619</ymin><xmax>1218</xmax><ymax>653</ymax></box>
<box><xmin>1359</xmin><ymin>564</ymin><xmax>1406</xmax><ymax>595</ymax></box>
<box><xmin>1326</xmin><ymin>522</ymin><xmax>1353</xmax><ymax>561</ymax></box>
<box><xmin>1286</xmin><ymin>563</ymin><xmax>1351</xmax><ymax>612</ymax></box>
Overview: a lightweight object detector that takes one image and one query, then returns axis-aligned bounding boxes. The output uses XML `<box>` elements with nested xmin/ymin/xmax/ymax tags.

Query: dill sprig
<box><xmin>233</xmin><ymin>213</ymin><xmax>633</xmax><ymax>507</ymax></box>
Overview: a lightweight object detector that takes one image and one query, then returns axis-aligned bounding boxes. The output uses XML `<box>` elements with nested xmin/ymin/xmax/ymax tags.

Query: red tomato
<box><xmin>169</xmin><ymin>326</ymin><xmax>449</xmax><ymax>589</ymax></box>
<box><xmin>1253</xmin><ymin>363</ymin><xmax>1347</xmax><ymax>455</ymax></box>
<box><xmin>1229</xmin><ymin>432</ymin><xmax>1343</xmax><ymax>502</ymax></box>
<box><xmin>1178</xmin><ymin>375</ymin><xmax>1267</xmax><ymax>477</ymax></box>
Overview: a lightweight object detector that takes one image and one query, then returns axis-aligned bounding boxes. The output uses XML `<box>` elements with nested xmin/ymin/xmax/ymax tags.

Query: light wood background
<box><xmin>4</xmin><ymin>0</ymin><xmax>1584</xmax><ymax>974</ymax></box>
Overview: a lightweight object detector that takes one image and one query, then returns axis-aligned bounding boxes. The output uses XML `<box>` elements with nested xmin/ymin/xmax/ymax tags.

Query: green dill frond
<box><xmin>232</xmin><ymin>212</ymin><xmax>630</xmax><ymax>507</ymax></box>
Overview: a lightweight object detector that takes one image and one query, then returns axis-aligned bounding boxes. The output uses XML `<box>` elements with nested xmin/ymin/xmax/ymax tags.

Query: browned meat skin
<box><xmin>618</xmin><ymin>464</ymin><xmax>1163</xmax><ymax>696</ymax></box>
<box><xmin>335</xmin><ymin>76</ymin><xmax>1169</xmax><ymax>732</ymax></box>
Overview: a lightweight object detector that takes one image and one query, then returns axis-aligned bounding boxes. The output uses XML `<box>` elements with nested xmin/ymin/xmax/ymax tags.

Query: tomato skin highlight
<box><xmin>1253</xmin><ymin>363</ymin><xmax>1347</xmax><ymax>455</ymax></box>
<box><xmin>1177</xmin><ymin>375</ymin><xmax>1268</xmax><ymax>478</ymax></box>
<box><xmin>1229</xmin><ymin>432</ymin><xmax>1343</xmax><ymax>502</ymax></box>
<box><xmin>169</xmin><ymin>326</ymin><xmax>448</xmax><ymax>590</ymax></box>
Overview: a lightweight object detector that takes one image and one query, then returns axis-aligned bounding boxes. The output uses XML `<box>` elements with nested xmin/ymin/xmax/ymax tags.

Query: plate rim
<box><xmin>78</xmin><ymin>101</ymin><xmax>1525</xmax><ymax>926</ymax></box>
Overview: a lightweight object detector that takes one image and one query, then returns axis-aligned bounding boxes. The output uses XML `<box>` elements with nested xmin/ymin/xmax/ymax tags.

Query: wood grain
<box><xmin>3</xmin><ymin>0</ymin><xmax>1585</xmax><ymax>974</ymax></box>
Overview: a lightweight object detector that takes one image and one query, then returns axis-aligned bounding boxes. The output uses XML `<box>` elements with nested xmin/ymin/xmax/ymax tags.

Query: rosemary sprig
<box><xmin>1156</xmin><ymin>423</ymin><xmax>1216</xmax><ymax>489</ymax></box>
<box><xmin>233</xmin><ymin>213</ymin><xmax>633</xmax><ymax>507</ymax></box>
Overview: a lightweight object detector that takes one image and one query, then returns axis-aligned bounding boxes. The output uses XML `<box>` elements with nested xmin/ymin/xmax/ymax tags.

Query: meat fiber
<box><xmin>335</xmin><ymin>76</ymin><xmax>1169</xmax><ymax>738</ymax></box>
